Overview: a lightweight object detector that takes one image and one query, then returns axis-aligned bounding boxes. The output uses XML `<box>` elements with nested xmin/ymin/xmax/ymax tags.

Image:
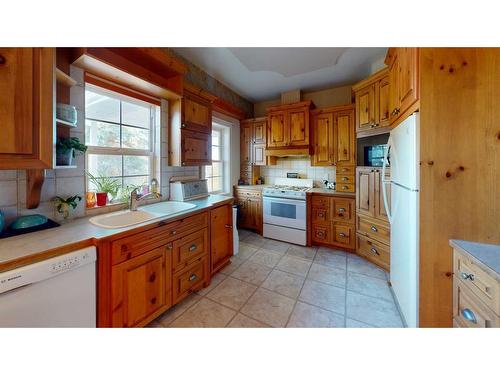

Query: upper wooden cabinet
<box><xmin>0</xmin><ymin>48</ymin><xmax>55</xmax><ymax>169</ymax></box>
<box><xmin>182</xmin><ymin>90</ymin><xmax>212</xmax><ymax>133</ymax></box>
<box><xmin>311</xmin><ymin>104</ymin><xmax>355</xmax><ymax>167</ymax></box>
<box><xmin>240</xmin><ymin>121</ymin><xmax>253</xmax><ymax>165</ymax></box>
<box><xmin>168</xmin><ymin>86</ymin><xmax>216</xmax><ymax>166</ymax></box>
<box><xmin>353</xmin><ymin>68</ymin><xmax>390</xmax><ymax>136</ymax></box>
<box><xmin>267</xmin><ymin>101</ymin><xmax>314</xmax><ymax>155</ymax></box>
<box><xmin>240</xmin><ymin>117</ymin><xmax>275</xmax><ymax>170</ymax></box>
<box><xmin>385</xmin><ymin>47</ymin><xmax>419</xmax><ymax>125</ymax></box>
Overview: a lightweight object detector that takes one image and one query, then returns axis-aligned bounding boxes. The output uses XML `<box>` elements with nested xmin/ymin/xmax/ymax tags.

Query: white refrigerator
<box><xmin>382</xmin><ymin>113</ymin><xmax>419</xmax><ymax>328</ymax></box>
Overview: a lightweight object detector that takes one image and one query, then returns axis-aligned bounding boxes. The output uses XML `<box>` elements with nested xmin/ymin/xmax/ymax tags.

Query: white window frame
<box><xmin>84</xmin><ymin>83</ymin><xmax>159</xmax><ymax>201</ymax></box>
<box><xmin>204</xmin><ymin>122</ymin><xmax>230</xmax><ymax>194</ymax></box>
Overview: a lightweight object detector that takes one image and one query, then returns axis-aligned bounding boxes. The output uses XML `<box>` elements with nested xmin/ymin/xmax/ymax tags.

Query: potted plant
<box><xmin>56</xmin><ymin>137</ymin><xmax>87</xmax><ymax>166</ymax></box>
<box><xmin>87</xmin><ymin>172</ymin><xmax>121</xmax><ymax>206</ymax></box>
<box><xmin>53</xmin><ymin>195</ymin><xmax>82</xmax><ymax>220</ymax></box>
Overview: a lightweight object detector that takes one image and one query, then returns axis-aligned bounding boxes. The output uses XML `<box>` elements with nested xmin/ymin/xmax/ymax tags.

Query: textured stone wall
<box><xmin>166</xmin><ymin>48</ymin><xmax>254</xmax><ymax>118</ymax></box>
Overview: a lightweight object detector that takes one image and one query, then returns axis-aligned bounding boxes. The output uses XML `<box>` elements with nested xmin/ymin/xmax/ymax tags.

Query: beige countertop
<box><xmin>0</xmin><ymin>195</ymin><xmax>233</xmax><ymax>272</ymax></box>
<box><xmin>450</xmin><ymin>239</ymin><xmax>500</xmax><ymax>281</ymax></box>
<box><xmin>234</xmin><ymin>184</ymin><xmax>269</xmax><ymax>190</ymax></box>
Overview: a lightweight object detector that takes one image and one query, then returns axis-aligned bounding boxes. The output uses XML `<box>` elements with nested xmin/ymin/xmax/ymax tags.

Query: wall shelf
<box><xmin>56</xmin><ymin>68</ymin><xmax>77</xmax><ymax>87</ymax></box>
<box><xmin>56</xmin><ymin>118</ymin><xmax>78</xmax><ymax>128</ymax></box>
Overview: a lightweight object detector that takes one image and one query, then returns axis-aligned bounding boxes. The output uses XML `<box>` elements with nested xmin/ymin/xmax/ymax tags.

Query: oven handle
<box><xmin>263</xmin><ymin>196</ymin><xmax>306</xmax><ymax>206</ymax></box>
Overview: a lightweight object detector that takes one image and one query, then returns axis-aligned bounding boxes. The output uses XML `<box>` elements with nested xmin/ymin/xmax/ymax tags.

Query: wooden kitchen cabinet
<box><xmin>111</xmin><ymin>246</ymin><xmax>172</xmax><ymax>328</ymax></box>
<box><xmin>210</xmin><ymin>203</ymin><xmax>234</xmax><ymax>274</ymax></box>
<box><xmin>240</xmin><ymin>121</ymin><xmax>253</xmax><ymax>165</ymax></box>
<box><xmin>353</xmin><ymin>67</ymin><xmax>391</xmax><ymax>136</ymax></box>
<box><xmin>0</xmin><ymin>47</ymin><xmax>55</xmax><ymax>169</ymax></box>
<box><xmin>385</xmin><ymin>47</ymin><xmax>419</xmax><ymax>126</ymax></box>
<box><xmin>310</xmin><ymin>194</ymin><xmax>355</xmax><ymax>250</ymax></box>
<box><xmin>356</xmin><ymin>167</ymin><xmax>391</xmax><ymax>270</ymax></box>
<box><xmin>312</xmin><ymin>104</ymin><xmax>355</xmax><ymax>167</ymax></box>
<box><xmin>168</xmin><ymin>86</ymin><xmax>216</xmax><ymax>166</ymax></box>
<box><xmin>234</xmin><ymin>187</ymin><xmax>262</xmax><ymax>233</ymax></box>
<box><xmin>267</xmin><ymin>101</ymin><xmax>313</xmax><ymax>154</ymax></box>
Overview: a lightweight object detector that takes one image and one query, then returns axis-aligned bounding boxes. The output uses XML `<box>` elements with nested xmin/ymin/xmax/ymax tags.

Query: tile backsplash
<box><xmin>259</xmin><ymin>157</ymin><xmax>336</xmax><ymax>187</ymax></box>
<box><xmin>0</xmin><ymin>65</ymin><xmax>198</xmax><ymax>226</ymax></box>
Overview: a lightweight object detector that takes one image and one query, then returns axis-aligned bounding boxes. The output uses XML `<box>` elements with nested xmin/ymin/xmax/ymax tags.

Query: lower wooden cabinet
<box><xmin>234</xmin><ymin>187</ymin><xmax>262</xmax><ymax>233</ymax></box>
<box><xmin>210</xmin><ymin>203</ymin><xmax>234</xmax><ymax>275</ymax></box>
<box><xmin>111</xmin><ymin>246</ymin><xmax>172</xmax><ymax>328</ymax></box>
<box><xmin>173</xmin><ymin>255</ymin><xmax>209</xmax><ymax>304</ymax></box>
<box><xmin>310</xmin><ymin>194</ymin><xmax>355</xmax><ymax>250</ymax></box>
<box><xmin>356</xmin><ymin>234</ymin><xmax>390</xmax><ymax>270</ymax></box>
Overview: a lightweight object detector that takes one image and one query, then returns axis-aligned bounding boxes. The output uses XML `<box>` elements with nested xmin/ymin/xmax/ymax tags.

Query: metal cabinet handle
<box><xmin>338</xmin><ymin>208</ymin><xmax>346</xmax><ymax>213</ymax></box>
<box><xmin>189</xmin><ymin>274</ymin><xmax>198</xmax><ymax>282</ymax></box>
<box><xmin>342</xmin><ymin>186</ymin><xmax>348</xmax><ymax>190</ymax></box>
<box><xmin>341</xmin><ymin>168</ymin><xmax>348</xmax><ymax>172</ymax></box>
<box><xmin>460</xmin><ymin>272</ymin><xmax>475</xmax><ymax>281</ymax></box>
<box><xmin>171</xmin><ymin>230</ymin><xmax>177</xmax><ymax>235</ymax></box>
<box><xmin>181</xmin><ymin>123</ymin><xmax>186</xmax><ymax>128</ymax></box>
<box><xmin>189</xmin><ymin>244</ymin><xmax>197</xmax><ymax>252</ymax></box>
<box><xmin>370</xmin><ymin>226</ymin><xmax>378</xmax><ymax>232</ymax></box>
<box><xmin>339</xmin><ymin>233</ymin><xmax>346</xmax><ymax>238</ymax></box>
<box><xmin>461</xmin><ymin>308</ymin><xmax>477</xmax><ymax>324</ymax></box>
<box><xmin>370</xmin><ymin>247</ymin><xmax>379</xmax><ymax>255</ymax></box>
<box><xmin>225</xmin><ymin>224</ymin><xmax>232</xmax><ymax>229</ymax></box>
<box><xmin>166</xmin><ymin>244</ymin><xmax>173</xmax><ymax>250</ymax></box>
<box><xmin>341</xmin><ymin>177</ymin><xmax>348</xmax><ymax>181</ymax></box>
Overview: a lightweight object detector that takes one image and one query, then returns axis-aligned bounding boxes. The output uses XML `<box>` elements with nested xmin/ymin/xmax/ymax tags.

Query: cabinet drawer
<box><xmin>312</xmin><ymin>195</ymin><xmax>330</xmax><ymax>209</ymax></box>
<box><xmin>356</xmin><ymin>234</ymin><xmax>390</xmax><ymax>270</ymax></box>
<box><xmin>454</xmin><ymin>251</ymin><xmax>500</xmax><ymax>316</ymax></box>
<box><xmin>172</xmin><ymin>228</ymin><xmax>208</xmax><ymax>273</ymax></box>
<box><xmin>336</xmin><ymin>174</ymin><xmax>355</xmax><ymax>184</ymax></box>
<box><xmin>337</xmin><ymin>165</ymin><xmax>355</xmax><ymax>174</ymax></box>
<box><xmin>356</xmin><ymin>214</ymin><xmax>390</xmax><ymax>245</ymax></box>
<box><xmin>111</xmin><ymin>212</ymin><xmax>208</xmax><ymax>265</ymax></box>
<box><xmin>331</xmin><ymin>198</ymin><xmax>354</xmax><ymax>222</ymax></box>
<box><xmin>312</xmin><ymin>224</ymin><xmax>330</xmax><ymax>244</ymax></box>
<box><xmin>336</xmin><ymin>183</ymin><xmax>355</xmax><ymax>193</ymax></box>
<box><xmin>173</xmin><ymin>256</ymin><xmax>208</xmax><ymax>304</ymax></box>
<box><xmin>332</xmin><ymin>223</ymin><xmax>355</xmax><ymax>249</ymax></box>
<box><xmin>312</xmin><ymin>207</ymin><xmax>330</xmax><ymax>223</ymax></box>
<box><xmin>453</xmin><ymin>278</ymin><xmax>500</xmax><ymax>328</ymax></box>
<box><xmin>235</xmin><ymin>189</ymin><xmax>261</xmax><ymax>199</ymax></box>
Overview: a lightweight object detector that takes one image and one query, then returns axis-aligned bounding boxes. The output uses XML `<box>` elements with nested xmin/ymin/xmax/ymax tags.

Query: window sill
<box><xmin>86</xmin><ymin>202</ymin><xmax>128</xmax><ymax>216</ymax></box>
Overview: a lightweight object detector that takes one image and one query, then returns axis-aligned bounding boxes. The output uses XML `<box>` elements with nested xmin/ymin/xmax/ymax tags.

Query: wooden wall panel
<box><xmin>419</xmin><ymin>48</ymin><xmax>500</xmax><ymax>327</ymax></box>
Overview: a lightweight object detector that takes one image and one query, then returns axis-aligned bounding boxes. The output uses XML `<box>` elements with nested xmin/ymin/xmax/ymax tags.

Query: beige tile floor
<box><xmin>148</xmin><ymin>230</ymin><xmax>404</xmax><ymax>328</ymax></box>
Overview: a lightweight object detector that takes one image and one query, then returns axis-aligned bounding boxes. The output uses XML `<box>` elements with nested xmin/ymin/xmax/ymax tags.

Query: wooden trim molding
<box><xmin>85</xmin><ymin>73</ymin><xmax>161</xmax><ymax>106</ymax></box>
<box><xmin>352</xmin><ymin>67</ymin><xmax>389</xmax><ymax>92</ymax></box>
<box><xmin>212</xmin><ymin>98</ymin><xmax>246</xmax><ymax>120</ymax></box>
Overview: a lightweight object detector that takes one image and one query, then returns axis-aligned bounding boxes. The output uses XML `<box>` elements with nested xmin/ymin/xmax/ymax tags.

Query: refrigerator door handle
<box><xmin>382</xmin><ymin>136</ymin><xmax>393</xmax><ymax>224</ymax></box>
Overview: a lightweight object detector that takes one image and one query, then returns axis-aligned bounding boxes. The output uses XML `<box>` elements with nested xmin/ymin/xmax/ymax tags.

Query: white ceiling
<box><xmin>173</xmin><ymin>47</ymin><xmax>388</xmax><ymax>102</ymax></box>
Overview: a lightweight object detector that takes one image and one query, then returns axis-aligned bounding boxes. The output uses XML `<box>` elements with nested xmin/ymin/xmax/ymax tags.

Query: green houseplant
<box><xmin>87</xmin><ymin>172</ymin><xmax>121</xmax><ymax>206</ymax></box>
<box><xmin>56</xmin><ymin>137</ymin><xmax>87</xmax><ymax>166</ymax></box>
<box><xmin>53</xmin><ymin>195</ymin><xmax>82</xmax><ymax>220</ymax></box>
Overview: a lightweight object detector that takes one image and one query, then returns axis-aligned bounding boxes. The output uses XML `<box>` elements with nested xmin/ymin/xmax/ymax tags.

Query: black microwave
<box><xmin>364</xmin><ymin>144</ymin><xmax>388</xmax><ymax>167</ymax></box>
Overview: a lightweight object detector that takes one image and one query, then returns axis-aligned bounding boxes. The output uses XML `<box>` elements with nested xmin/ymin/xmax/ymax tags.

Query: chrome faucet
<box><xmin>130</xmin><ymin>187</ymin><xmax>162</xmax><ymax>211</ymax></box>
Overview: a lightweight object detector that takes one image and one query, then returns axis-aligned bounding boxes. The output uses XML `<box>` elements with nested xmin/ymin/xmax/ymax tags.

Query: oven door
<box><xmin>263</xmin><ymin>196</ymin><xmax>306</xmax><ymax>230</ymax></box>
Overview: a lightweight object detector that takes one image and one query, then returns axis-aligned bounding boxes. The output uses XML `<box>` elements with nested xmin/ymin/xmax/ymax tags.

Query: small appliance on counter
<box><xmin>169</xmin><ymin>177</ymin><xmax>209</xmax><ymax>201</ymax></box>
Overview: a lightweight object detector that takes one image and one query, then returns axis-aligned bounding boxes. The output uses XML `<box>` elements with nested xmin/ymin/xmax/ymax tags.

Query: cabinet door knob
<box><xmin>166</xmin><ymin>244</ymin><xmax>173</xmax><ymax>250</ymax></box>
<box><xmin>189</xmin><ymin>244</ymin><xmax>197</xmax><ymax>252</ymax></box>
<box><xmin>189</xmin><ymin>274</ymin><xmax>198</xmax><ymax>282</ymax></box>
<box><xmin>181</xmin><ymin>123</ymin><xmax>186</xmax><ymax>128</ymax></box>
<box><xmin>370</xmin><ymin>226</ymin><xmax>378</xmax><ymax>232</ymax></box>
<box><xmin>338</xmin><ymin>208</ymin><xmax>345</xmax><ymax>213</ymax></box>
<box><xmin>171</xmin><ymin>230</ymin><xmax>177</xmax><ymax>235</ymax></box>
<box><xmin>460</xmin><ymin>272</ymin><xmax>475</xmax><ymax>281</ymax></box>
<box><xmin>370</xmin><ymin>247</ymin><xmax>379</xmax><ymax>255</ymax></box>
<box><xmin>460</xmin><ymin>308</ymin><xmax>477</xmax><ymax>324</ymax></box>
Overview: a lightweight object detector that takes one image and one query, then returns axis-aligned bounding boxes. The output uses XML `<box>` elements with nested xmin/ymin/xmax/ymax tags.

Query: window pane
<box><xmin>85</xmin><ymin>90</ymin><xmax>120</xmax><ymax>123</ymax></box>
<box><xmin>212</xmin><ymin>177</ymin><xmax>222</xmax><ymax>192</ymax></box>
<box><xmin>212</xmin><ymin>145</ymin><xmax>220</xmax><ymax>161</ymax></box>
<box><xmin>205</xmin><ymin>165</ymin><xmax>213</xmax><ymax>178</ymax></box>
<box><xmin>212</xmin><ymin>161</ymin><xmax>222</xmax><ymax>177</ymax></box>
<box><xmin>87</xmin><ymin>154</ymin><xmax>122</xmax><ymax>177</ymax></box>
<box><xmin>124</xmin><ymin>155</ymin><xmax>149</xmax><ymax>176</ymax></box>
<box><xmin>212</xmin><ymin>130</ymin><xmax>220</xmax><ymax>146</ymax></box>
<box><xmin>85</xmin><ymin>120</ymin><xmax>120</xmax><ymax>147</ymax></box>
<box><xmin>206</xmin><ymin>177</ymin><xmax>213</xmax><ymax>193</ymax></box>
<box><xmin>123</xmin><ymin>176</ymin><xmax>149</xmax><ymax>189</ymax></box>
<box><xmin>122</xmin><ymin>101</ymin><xmax>150</xmax><ymax>128</ymax></box>
<box><xmin>122</xmin><ymin>126</ymin><xmax>150</xmax><ymax>150</ymax></box>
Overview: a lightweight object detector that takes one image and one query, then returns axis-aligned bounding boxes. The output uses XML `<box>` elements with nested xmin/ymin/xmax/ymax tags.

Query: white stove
<box><xmin>262</xmin><ymin>178</ymin><xmax>313</xmax><ymax>245</ymax></box>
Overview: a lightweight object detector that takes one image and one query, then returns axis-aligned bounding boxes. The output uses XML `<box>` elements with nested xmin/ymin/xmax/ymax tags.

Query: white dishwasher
<box><xmin>0</xmin><ymin>246</ymin><xmax>97</xmax><ymax>327</ymax></box>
